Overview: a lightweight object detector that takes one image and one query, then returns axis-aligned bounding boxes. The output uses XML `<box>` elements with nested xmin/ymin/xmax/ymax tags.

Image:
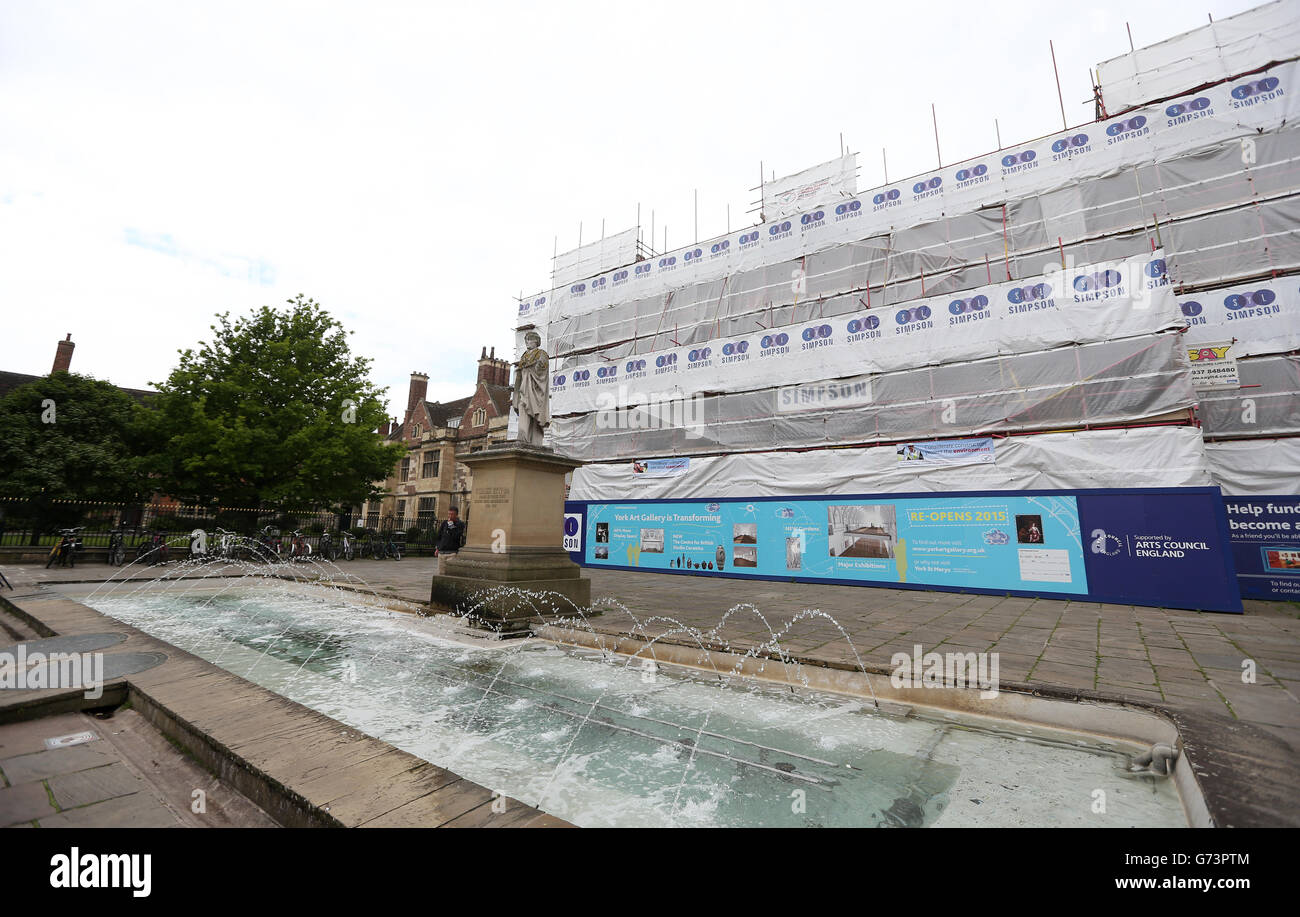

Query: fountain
<box><xmin>43</xmin><ymin>547</ymin><xmax>1189</xmax><ymax>828</ymax></box>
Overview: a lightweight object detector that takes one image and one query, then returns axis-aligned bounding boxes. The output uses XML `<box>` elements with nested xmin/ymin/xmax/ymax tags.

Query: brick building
<box><xmin>359</xmin><ymin>348</ymin><xmax>512</xmax><ymax>532</ymax></box>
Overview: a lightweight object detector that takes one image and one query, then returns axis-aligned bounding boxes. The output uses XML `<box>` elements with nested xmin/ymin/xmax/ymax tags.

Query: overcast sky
<box><xmin>0</xmin><ymin>0</ymin><xmax>1262</xmax><ymax>416</ymax></box>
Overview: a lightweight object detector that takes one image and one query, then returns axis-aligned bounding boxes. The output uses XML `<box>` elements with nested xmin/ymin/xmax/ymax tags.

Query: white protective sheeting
<box><xmin>763</xmin><ymin>154</ymin><xmax>859</xmax><ymax>220</ymax></box>
<box><xmin>1097</xmin><ymin>1</ymin><xmax>1300</xmax><ymax>113</ymax></box>
<box><xmin>516</xmin><ymin>291</ymin><xmax>551</xmax><ymax>325</ymax></box>
<box><xmin>568</xmin><ymin>426</ymin><xmax>1213</xmax><ymax>500</ymax></box>
<box><xmin>1180</xmin><ymin>274</ymin><xmax>1300</xmax><ymax>358</ymax></box>
<box><xmin>525</xmin><ymin>61</ymin><xmax>1298</xmax><ymax>329</ymax></box>
<box><xmin>551</xmin><ymin>227</ymin><xmax>641</xmax><ymax>290</ymax></box>
<box><xmin>550</xmin><ymin>333</ymin><xmax>1197</xmax><ymax>461</ymax></box>
<box><xmin>542</xmin><ymin>125</ymin><xmax>1300</xmax><ymax>359</ymax></box>
<box><xmin>1205</xmin><ymin>437</ymin><xmax>1300</xmax><ymax>495</ymax></box>
<box><xmin>1198</xmin><ymin>354</ymin><xmax>1300</xmax><ymax>437</ymax></box>
<box><xmin>550</xmin><ymin>250</ymin><xmax>1180</xmax><ymax>414</ymax></box>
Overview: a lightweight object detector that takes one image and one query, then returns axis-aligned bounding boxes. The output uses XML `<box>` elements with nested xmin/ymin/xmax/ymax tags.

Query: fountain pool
<box><xmin>69</xmin><ymin>579</ymin><xmax>1188</xmax><ymax>827</ymax></box>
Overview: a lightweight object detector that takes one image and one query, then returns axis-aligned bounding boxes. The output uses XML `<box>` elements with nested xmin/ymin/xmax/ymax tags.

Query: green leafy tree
<box><xmin>146</xmin><ymin>295</ymin><xmax>404</xmax><ymax>510</ymax></box>
<box><xmin>0</xmin><ymin>372</ymin><xmax>153</xmax><ymax>537</ymax></box>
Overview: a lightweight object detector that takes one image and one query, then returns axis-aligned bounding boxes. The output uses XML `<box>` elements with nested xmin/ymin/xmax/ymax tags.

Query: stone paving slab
<box><xmin>48</xmin><ymin>761</ymin><xmax>148</xmax><ymax>810</ymax></box>
<box><xmin>0</xmin><ymin>780</ymin><xmax>58</xmax><ymax>826</ymax></box>
<box><xmin>36</xmin><ymin>790</ymin><xmax>182</xmax><ymax>828</ymax></box>
<box><xmin>357</xmin><ymin>778</ymin><xmax>492</xmax><ymax>827</ymax></box>
<box><xmin>1</xmin><ymin>741</ymin><xmax>118</xmax><ymax>785</ymax></box>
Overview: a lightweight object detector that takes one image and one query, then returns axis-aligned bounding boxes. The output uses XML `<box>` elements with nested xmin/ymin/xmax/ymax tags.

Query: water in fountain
<box><xmin>69</xmin><ymin>564</ymin><xmax>1186</xmax><ymax>827</ymax></box>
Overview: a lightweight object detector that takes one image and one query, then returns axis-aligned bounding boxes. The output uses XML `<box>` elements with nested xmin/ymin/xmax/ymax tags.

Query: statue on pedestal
<box><xmin>433</xmin><ymin>336</ymin><xmax>592</xmax><ymax>625</ymax></box>
<box><xmin>512</xmin><ymin>331</ymin><xmax>550</xmax><ymax>447</ymax></box>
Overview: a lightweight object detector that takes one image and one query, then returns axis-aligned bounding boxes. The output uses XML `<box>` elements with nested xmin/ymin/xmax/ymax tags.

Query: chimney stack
<box><xmin>405</xmin><ymin>372</ymin><xmax>428</xmax><ymax>426</ymax></box>
<box><xmin>477</xmin><ymin>346</ymin><xmax>510</xmax><ymax>386</ymax></box>
<box><xmin>52</xmin><ymin>334</ymin><xmax>75</xmax><ymax>374</ymax></box>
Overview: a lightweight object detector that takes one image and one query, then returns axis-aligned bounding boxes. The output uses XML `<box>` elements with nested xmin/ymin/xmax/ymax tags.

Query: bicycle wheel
<box><xmin>344</xmin><ymin>542</ymin><xmax>354</xmax><ymax>561</ymax></box>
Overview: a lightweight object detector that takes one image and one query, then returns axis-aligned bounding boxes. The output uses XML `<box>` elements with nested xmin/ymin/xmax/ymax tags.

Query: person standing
<box><xmin>435</xmin><ymin>506</ymin><xmax>466</xmax><ymax>574</ymax></box>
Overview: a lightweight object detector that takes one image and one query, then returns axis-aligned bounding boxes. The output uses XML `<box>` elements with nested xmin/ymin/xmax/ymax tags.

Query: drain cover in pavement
<box><xmin>5</xmin><ymin>651</ymin><xmax>168</xmax><ymax>689</ymax></box>
<box><xmin>45</xmin><ymin>731</ymin><xmax>99</xmax><ymax>749</ymax></box>
<box><xmin>98</xmin><ymin>652</ymin><xmax>168</xmax><ymax>679</ymax></box>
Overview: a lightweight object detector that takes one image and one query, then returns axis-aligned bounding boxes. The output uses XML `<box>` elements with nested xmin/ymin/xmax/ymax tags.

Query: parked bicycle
<box><xmin>134</xmin><ymin>530</ymin><xmax>170</xmax><ymax>565</ymax></box>
<box><xmin>329</xmin><ymin>530</ymin><xmax>356</xmax><ymax>561</ymax></box>
<box><xmin>106</xmin><ymin>528</ymin><xmax>126</xmax><ymax>566</ymax></box>
<box><xmin>46</xmin><ymin>527</ymin><xmax>83</xmax><ymax>568</ymax></box>
<box><xmin>319</xmin><ymin>531</ymin><xmax>352</xmax><ymax>562</ymax></box>
<box><xmin>287</xmin><ymin>530</ymin><xmax>312</xmax><ymax>561</ymax></box>
<box><xmin>212</xmin><ymin>528</ymin><xmax>239</xmax><ymax>560</ymax></box>
<box><xmin>255</xmin><ymin>526</ymin><xmax>282</xmax><ymax>563</ymax></box>
<box><xmin>384</xmin><ymin>531</ymin><xmax>404</xmax><ymax>560</ymax></box>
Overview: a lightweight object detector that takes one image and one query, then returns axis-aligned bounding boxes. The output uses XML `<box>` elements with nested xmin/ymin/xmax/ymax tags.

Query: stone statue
<box><xmin>512</xmin><ymin>331</ymin><xmax>550</xmax><ymax>446</ymax></box>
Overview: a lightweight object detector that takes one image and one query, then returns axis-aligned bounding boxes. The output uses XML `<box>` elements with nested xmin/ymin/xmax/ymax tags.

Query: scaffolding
<box><xmin>514</xmin><ymin>1</ymin><xmax>1300</xmax><ymax>500</ymax></box>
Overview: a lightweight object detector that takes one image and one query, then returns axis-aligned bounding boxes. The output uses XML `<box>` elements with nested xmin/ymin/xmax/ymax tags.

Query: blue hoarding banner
<box><xmin>1222</xmin><ymin>496</ymin><xmax>1300</xmax><ymax>601</ymax></box>
<box><xmin>566</xmin><ymin>487</ymin><xmax>1242</xmax><ymax>613</ymax></box>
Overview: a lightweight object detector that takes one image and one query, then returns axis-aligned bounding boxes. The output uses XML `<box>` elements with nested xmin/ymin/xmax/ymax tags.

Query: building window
<box><xmin>473</xmin><ymin>407</ymin><xmax>486</xmax><ymax>426</ymax></box>
<box><xmin>400</xmin><ymin>456</ymin><xmax>411</xmax><ymax>482</ymax></box>
<box><xmin>447</xmin><ymin>417</ymin><xmax>460</xmax><ymax>430</ymax></box>
<box><xmin>417</xmin><ymin>496</ymin><xmax>436</xmax><ymax>528</ymax></box>
<box><xmin>396</xmin><ymin>499</ymin><xmax>406</xmax><ymax>528</ymax></box>
<box><xmin>366</xmin><ymin>510</ymin><xmax>379</xmax><ymax>529</ymax></box>
<box><xmin>422</xmin><ymin>452</ymin><xmax>440</xmax><ymax>478</ymax></box>
<box><xmin>414</xmin><ymin>424</ymin><xmax>422</xmax><ymax>439</ymax></box>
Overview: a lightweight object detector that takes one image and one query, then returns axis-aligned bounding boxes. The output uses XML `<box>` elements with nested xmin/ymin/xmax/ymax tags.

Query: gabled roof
<box><xmin>484</xmin><ymin>384</ymin><xmax>512</xmax><ymax>416</ymax></box>
<box><xmin>424</xmin><ymin>396</ymin><xmax>472</xmax><ymax>428</ymax></box>
<box><xmin>0</xmin><ymin>371</ymin><xmax>40</xmax><ymax>399</ymax></box>
<box><xmin>0</xmin><ymin>370</ymin><xmax>154</xmax><ymax>403</ymax></box>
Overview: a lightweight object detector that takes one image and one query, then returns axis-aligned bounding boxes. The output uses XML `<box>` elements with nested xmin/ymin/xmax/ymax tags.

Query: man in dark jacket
<box><xmin>435</xmin><ymin>507</ymin><xmax>466</xmax><ymax>563</ymax></box>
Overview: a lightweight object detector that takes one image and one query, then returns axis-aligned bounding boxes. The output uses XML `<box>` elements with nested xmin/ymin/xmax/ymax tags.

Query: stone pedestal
<box><xmin>430</xmin><ymin>444</ymin><xmax>591</xmax><ymax>633</ymax></box>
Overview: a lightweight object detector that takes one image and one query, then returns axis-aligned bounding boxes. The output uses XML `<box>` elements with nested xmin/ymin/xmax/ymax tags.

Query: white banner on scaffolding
<box><xmin>549</xmin><ymin>250</ymin><xmax>1179</xmax><ymax>415</ymax></box>
<box><xmin>551</xmin><ymin>227</ymin><xmax>640</xmax><ymax>289</ymax></box>
<box><xmin>530</xmin><ymin>60</ymin><xmax>1298</xmax><ymax>327</ymax></box>
<box><xmin>515</xmin><ymin>291</ymin><xmax>550</xmax><ymax>323</ymax></box>
<box><xmin>1179</xmin><ymin>274</ymin><xmax>1300</xmax><ymax>358</ymax></box>
<box><xmin>762</xmin><ymin>154</ymin><xmax>859</xmax><ymax>220</ymax></box>
<box><xmin>1097</xmin><ymin>0</ymin><xmax>1300</xmax><ymax>112</ymax></box>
